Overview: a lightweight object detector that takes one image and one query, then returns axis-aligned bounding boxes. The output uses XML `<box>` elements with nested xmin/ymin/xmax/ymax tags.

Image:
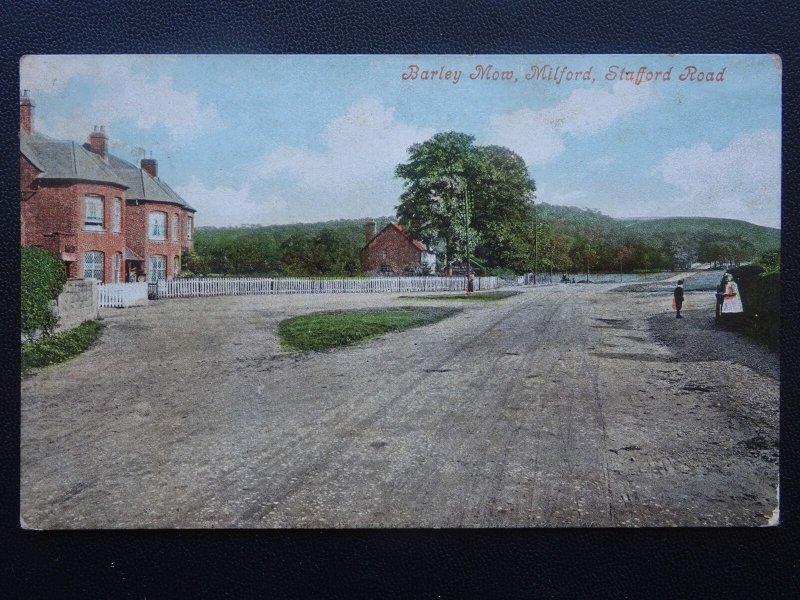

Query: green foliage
<box><xmin>21</xmin><ymin>246</ymin><xmax>67</xmax><ymax>337</ymax></box>
<box><xmin>21</xmin><ymin>320</ymin><xmax>101</xmax><ymax>373</ymax></box>
<box><xmin>278</xmin><ymin>307</ymin><xmax>459</xmax><ymax>352</ymax></box>
<box><xmin>755</xmin><ymin>249</ymin><xmax>780</xmax><ymax>273</ymax></box>
<box><xmin>395</xmin><ymin>132</ymin><xmax>536</xmax><ymax>272</ymax></box>
<box><xmin>188</xmin><ymin>217</ymin><xmax>395</xmax><ymax>276</ymax></box>
<box><xmin>730</xmin><ymin>265</ymin><xmax>779</xmax><ymax>348</ymax></box>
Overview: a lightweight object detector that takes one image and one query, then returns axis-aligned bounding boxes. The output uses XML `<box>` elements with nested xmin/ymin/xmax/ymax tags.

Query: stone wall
<box><xmin>54</xmin><ymin>279</ymin><xmax>99</xmax><ymax>331</ymax></box>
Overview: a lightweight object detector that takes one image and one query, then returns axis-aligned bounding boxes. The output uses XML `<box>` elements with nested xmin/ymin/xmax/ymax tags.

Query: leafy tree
<box><xmin>395</xmin><ymin>132</ymin><xmax>536</xmax><ymax>272</ymax></box>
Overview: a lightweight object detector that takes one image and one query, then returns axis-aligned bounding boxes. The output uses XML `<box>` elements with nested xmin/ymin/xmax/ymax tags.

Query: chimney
<box><xmin>20</xmin><ymin>90</ymin><xmax>33</xmax><ymax>133</ymax></box>
<box><xmin>364</xmin><ymin>221</ymin><xmax>376</xmax><ymax>245</ymax></box>
<box><xmin>87</xmin><ymin>125</ymin><xmax>108</xmax><ymax>160</ymax></box>
<box><xmin>140</xmin><ymin>158</ymin><xmax>157</xmax><ymax>178</ymax></box>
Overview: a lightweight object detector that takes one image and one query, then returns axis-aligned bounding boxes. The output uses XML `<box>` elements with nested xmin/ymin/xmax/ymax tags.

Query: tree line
<box><xmin>184</xmin><ymin>131</ymin><xmax>778</xmax><ymax>277</ymax></box>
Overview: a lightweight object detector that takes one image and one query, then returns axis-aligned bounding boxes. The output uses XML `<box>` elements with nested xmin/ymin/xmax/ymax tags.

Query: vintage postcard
<box><xmin>20</xmin><ymin>54</ymin><xmax>780</xmax><ymax>528</ymax></box>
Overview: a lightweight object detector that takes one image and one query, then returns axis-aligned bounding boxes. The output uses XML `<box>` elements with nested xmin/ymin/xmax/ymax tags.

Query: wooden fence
<box><xmin>153</xmin><ymin>276</ymin><xmax>499</xmax><ymax>299</ymax></box>
<box><xmin>97</xmin><ymin>282</ymin><xmax>149</xmax><ymax>308</ymax></box>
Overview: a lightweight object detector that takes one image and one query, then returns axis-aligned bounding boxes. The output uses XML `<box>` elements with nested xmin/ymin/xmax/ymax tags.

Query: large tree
<box><xmin>395</xmin><ymin>132</ymin><xmax>536</xmax><ymax>272</ymax></box>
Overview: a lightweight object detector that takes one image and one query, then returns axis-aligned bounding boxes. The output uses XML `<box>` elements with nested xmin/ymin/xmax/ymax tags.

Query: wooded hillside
<box><xmin>184</xmin><ymin>208</ymin><xmax>780</xmax><ymax>277</ymax></box>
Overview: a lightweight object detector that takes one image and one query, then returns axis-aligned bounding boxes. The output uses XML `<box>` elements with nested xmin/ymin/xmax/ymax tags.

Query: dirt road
<box><xmin>21</xmin><ymin>281</ymin><xmax>779</xmax><ymax>527</ymax></box>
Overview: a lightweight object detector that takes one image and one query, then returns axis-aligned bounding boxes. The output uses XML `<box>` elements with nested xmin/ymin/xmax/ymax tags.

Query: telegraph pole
<box><xmin>464</xmin><ymin>180</ymin><xmax>472</xmax><ymax>291</ymax></box>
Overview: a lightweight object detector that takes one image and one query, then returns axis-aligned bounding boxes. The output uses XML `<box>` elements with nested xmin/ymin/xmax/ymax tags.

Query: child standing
<box><xmin>673</xmin><ymin>279</ymin><xmax>685</xmax><ymax>319</ymax></box>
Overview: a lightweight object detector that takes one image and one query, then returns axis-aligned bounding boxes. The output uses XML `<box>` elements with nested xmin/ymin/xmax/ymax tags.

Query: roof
<box><xmin>107</xmin><ymin>153</ymin><xmax>195</xmax><ymax>211</ymax></box>
<box><xmin>123</xmin><ymin>247</ymin><xmax>144</xmax><ymax>261</ymax></box>
<box><xmin>21</xmin><ymin>129</ymin><xmax>127</xmax><ymax>188</ymax></box>
<box><xmin>365</xmin><ymin>222</ymin><xmax>433</xmax><ymax>253</ymax></box>
<box><xmin>20</xmin><ymin>128</ymin><xmax>194</xmax><ymax>211</ymax></box>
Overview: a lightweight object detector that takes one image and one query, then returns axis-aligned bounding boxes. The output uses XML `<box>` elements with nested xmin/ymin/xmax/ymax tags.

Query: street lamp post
<box><xmin>463</xmin><ymin>180</ymin><xmax>472</xmax><ymax>292</ymax></box>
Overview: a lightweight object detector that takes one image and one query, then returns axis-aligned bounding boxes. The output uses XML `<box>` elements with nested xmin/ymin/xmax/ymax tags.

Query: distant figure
<box><xmin>572</xmin><ymin>277</ymin><xmax>576</xmax><ymax>284</ymax></box>
<box><xmin>673</xmin><ymin>279</ymin><xmax>685</xmax><ymax>319</ymax></box>
<box><xmin>715</xmin><ymin>272</ymin><xmax>730</xmax><ymax>318</ymax></box>
<box><xmin>721</xmin><ymin>274</ymin><xmax>744</xmax><ymax>314</ymax></box>
<box><xmin>466</xmin><ymin>272</ymin><xmax>475</xmax><ymax>294</ymax></box>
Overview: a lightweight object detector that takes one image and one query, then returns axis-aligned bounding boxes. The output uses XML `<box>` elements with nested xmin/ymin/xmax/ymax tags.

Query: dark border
<box><xmin>3</xmin><ymin>1</ymin><xmax>798</xmax><ymax>596</ymax></box>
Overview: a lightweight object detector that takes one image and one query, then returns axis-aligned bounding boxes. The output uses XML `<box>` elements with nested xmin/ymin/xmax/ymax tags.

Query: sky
<box><xmin>20</xmin><ymin>54</ymin><xmax>781</xmax><ymax>228</ymax></box>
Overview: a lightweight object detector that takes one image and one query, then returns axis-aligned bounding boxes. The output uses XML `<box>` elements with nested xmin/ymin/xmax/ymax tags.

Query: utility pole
<box><xmin>464</xmin><ymin>180</ymin><xmax>472</xmax><ymax>291</ymax></box>
<box><xmin>533</xmin><ymin>218</ymin><xmax>538</xmax><ymax>285</ymax></box>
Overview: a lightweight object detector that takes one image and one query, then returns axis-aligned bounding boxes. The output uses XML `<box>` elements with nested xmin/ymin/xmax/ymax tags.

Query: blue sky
<box><xmin>20</xmin><ymin>54</ymin><xmax>781</xmax><ymax>228</ymax></box>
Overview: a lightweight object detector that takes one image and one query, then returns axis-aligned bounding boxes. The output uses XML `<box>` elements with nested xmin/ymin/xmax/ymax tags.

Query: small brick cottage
<box><xmin>361</xmin><ymin>221</ymin><xmax>437</xmax><ymax>275</ymax></box>
<box><xmin>20</xmin><ymin>92</ymin><xmax>196</xmax><ymax>284</ymax></box>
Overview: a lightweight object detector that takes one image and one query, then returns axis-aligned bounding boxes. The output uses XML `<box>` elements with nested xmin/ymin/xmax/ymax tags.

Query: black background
<box><xmin>2</xmin><ymin>1</ymin><xmax>798</xmax><ymax>596</ymax></box>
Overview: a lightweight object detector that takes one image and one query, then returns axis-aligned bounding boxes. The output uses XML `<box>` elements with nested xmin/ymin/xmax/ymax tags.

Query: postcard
<box><xmin>19</xmin><ymin>54</ymin><xmax>780</xmax><ymax>528</ymax></box>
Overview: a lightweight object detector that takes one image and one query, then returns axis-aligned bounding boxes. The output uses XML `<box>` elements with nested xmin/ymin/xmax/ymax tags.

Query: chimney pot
<box><xmin>364</xmin><ymin>221</ymin><xmax>377</xmax><ymax>245</ymax></box>
<box><xmin>88</xmin><ymin>126</ymin><xmax>108</xmax><ymax>160</ymax></box>
<box><xmin>20</xmin><ymin>92</ymin><xmax>34</xmax><ymax>133</ymax></box>
<box><xmin>141</xmin><ymin>158</ymin><xmax>158</xmax><ymax>178</ymax></box>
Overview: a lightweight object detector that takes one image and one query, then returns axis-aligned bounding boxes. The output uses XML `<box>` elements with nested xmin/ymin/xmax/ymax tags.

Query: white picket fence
<box><xmin>97</xmin><ymin>282</ymin><xmax>148</xmax><ymax>308</ymax></box>
<box><xmin>155</xmin><ymin>276</ymin><xmax>499</xmax><ymax>299</ymax></box>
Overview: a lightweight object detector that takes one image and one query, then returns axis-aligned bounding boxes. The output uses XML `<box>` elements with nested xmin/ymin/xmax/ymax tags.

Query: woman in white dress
<box><xmin>721</xmin><ymin>274</ymin><xmax>744</xmax><ymax>314</ymax></box>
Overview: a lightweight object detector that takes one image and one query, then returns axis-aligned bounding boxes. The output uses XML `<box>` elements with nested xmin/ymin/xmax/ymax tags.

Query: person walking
<box><xmin>715</xmin><ymin>272</ymin><xmax>730</xmax><ymax>318</ymax></box>
<box><xmin>673</xmin><ymin>279</ymin><xmax>685</xmax><ymax>319</ymax></box>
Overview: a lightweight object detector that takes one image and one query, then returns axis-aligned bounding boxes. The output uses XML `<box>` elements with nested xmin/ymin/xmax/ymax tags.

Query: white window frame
<box><xmin>83</xmin><ymin>195</ymin><xmax>104</xmax><ymax>231</ymax></box>
<box><xmin>186</xmin><ymin>215</ymin><xmax>193</xmax><ymax>241</ymax></box>
<box><xmin>83</xmin><ymin>251</ymin><xmax>104</xmax><ymax>280</ymax></box>
<box><xmin>148</xmin><ymin>211</ymin><xmax>167</xmax><ymax>241</ymax></box>
<box><xmin>149</xmin><ymin>255</ymin><xmax>166</xmax><ymax>282</ymax></box>
<box><xmin>112</xmin><ymin>252</ymin><xmax>121</xmax><ymax>283</ymax></box>
<box><xmin>171</xmin><ymin>213</ymin><xmax>179</xmax><ymax>242</ymax></box>
<box><xmin>112</xmin><ymin>198</ymin><xmax>122</xmax><ymax>233</ymax></box>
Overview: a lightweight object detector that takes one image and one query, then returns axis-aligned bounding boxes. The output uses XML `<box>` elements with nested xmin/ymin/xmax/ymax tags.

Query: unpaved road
<box><xmin>21</xmin><ymin>279</ymin><xmax>779</xmax><ymax>528</ymax></box>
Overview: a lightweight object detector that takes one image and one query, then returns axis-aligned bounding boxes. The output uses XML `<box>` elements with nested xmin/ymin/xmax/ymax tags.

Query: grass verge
<box><xmin>278</xmin><ymin>307</ymin><xmax>459</xmax><ymax>352</ymax></box>
<box><xmin>22</xmin><ymin>320</ymin><xmax>101</xmax><ymax>374</ymax></box>
<box><xmin>399</xmin><ymin>290</ymin><xmax>519</xmax><ymax>302</ymax></box>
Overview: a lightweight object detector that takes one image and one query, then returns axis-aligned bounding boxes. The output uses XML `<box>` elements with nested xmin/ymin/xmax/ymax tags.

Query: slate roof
<box><xmin>20</xmin><ymin>128</ymin><xmax>194</xmax><ymax>211</ymax></box>
<box><xmin>21</xmin><ymin>129</ymin><xmax>127</xmax><ymax>187</ymax></box>
<box><xmin>107</xmin><ymin>154</ymin><xmax>195</xmax><ymax>211</ymax></box>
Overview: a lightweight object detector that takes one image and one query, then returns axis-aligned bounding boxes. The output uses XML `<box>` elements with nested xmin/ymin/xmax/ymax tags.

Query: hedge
<box><xmin>21</xmin><ymin>246</ymin><xmax>67</xmax><ymax>338</ymax></box>
<box><xmin>730</xmin><ymin>265</ymin><xmax>779</xmax><ymax>348</ymax></box>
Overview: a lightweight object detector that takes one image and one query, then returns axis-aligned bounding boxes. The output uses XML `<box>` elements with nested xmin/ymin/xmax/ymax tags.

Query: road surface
<box><xmin>21</xmin><ymin>281</ymin><xmax>779</xmax><ymax>527</ymax></box>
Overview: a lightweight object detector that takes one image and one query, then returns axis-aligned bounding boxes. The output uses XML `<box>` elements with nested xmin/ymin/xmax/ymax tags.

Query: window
<box><xmin>112</xmin><ymin>253</ymin><xmax>122</xmax><ymax>283</ymax></box>
<box><xmin>172</xmin><ymin>213</ymin><xmax>179</xmax><ymax>242</ymax></box>
<box><xmin>149</xmin><ymin>255</ymin><xmax>166</xmax><ymax>282</ymax></box>
<box><xmin>173</xmin><ymin>255</ymin><xmax>180</xmax><ymax>277</ymax></box>
<box><xmin>186</xmin><ymin>215</ymin><xmax>193</xmax><ymax>241</ymax></box>
<box><xmin>148</xmin><ymin>211</ymin><xmax>167</xmax><ymax>240</ymax></box>
<box><xmin>112</xmin><ymin>198</ymin><xmax>122</xmax><ymax>232</ymax></box>
<box><xmin>83</xmin><ymin>251</ymin><xmax>104</xmax><ymax>280</ymax></box>
<box><xmin>84</xmin><ymin>195</ymin><xmax>104</xmax><ymax>230</ymax></box>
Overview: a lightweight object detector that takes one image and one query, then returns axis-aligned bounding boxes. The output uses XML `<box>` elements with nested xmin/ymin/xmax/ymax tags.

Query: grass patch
<box><xmin>278</xmin><ymin>307</ymin><xmax>459</xmax><ymax>352</ymax></box>
<box><xmin>399</xmin><ymin>290</ymin><xmax>520</xmax><ymax>302</ymax></box>
<box><xmin>22</xmin><ymin>320</ymin><xmax>101</xmax><ymax>374</ymax></box>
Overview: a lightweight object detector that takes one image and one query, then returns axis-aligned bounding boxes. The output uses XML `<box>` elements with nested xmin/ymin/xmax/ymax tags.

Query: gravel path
<box><xmin>21</xmin><ymin>281</ymin><xmax>779</xmax><ymax>528</ymax></box>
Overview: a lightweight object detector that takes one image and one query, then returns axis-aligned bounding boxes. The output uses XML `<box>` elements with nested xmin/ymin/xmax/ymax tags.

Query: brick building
<box><xmin>20</xmin><ymin>92</ymin><xmax>196</xmax><ymax>283</ymax></box>
<box><xmin>361</xmin><ymin>221</ymin><xmax>437</xmax><ymax>275</ymax></box>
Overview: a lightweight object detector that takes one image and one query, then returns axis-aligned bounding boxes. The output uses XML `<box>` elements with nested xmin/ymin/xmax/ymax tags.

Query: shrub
<box><xmin>21</xmin><ymin>246</ymin><xmax>67</xmax><ymax>337</ymax></box>
<box><xmin>21</xmin><ymin>320</ymin><xmax>101</xmax><ymax>373</ymax></box>
<box><xmin>729</xmin><ymin>265</ymin><xmax>779</xmax><ymax>348</ymax></box>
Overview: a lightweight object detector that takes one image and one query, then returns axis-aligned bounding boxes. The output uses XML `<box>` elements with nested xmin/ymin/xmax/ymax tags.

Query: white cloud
<box><xmin>175</xmin><ymin>98</ymin><xmax>435</xmax><ymax>226</ymax></box>
<box><xmin>488</xmin><ymin>81</ymin><xmax>655</xmax><ymax>164</ymax></box>
<box><xmin>656</xmin><ymin>129</ymin><xmax>781</xmax><ymax>228</ymax></box>
<box><xmin>174</xmin><ymin>178</ymin><xmax>292</xmax><ymax>228</ymax></box>
<box><xmin>21</xmin><ymin>55</ymin><xmax>220</xmax><ymax>142</ymax></box>
<box><xmin>253</xmin><ymin>97</ymin><xmax>435</xmax><ymax>220</ymax></box>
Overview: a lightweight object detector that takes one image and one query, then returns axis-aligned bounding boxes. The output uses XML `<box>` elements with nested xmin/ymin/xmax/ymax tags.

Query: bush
<box><xmin>729</xmin><ymin>265</ymin><xmax>779</xmax><ymax>348</ymax></box>
<box><xmin>21</xmin><ymin>246</ymin><xmax>67</xmax><ymax>337</ymax></box>
<box><xmin>21</xmin><ymin>320</ymin><xmax>101</xmax><ymax>373</ymax></box>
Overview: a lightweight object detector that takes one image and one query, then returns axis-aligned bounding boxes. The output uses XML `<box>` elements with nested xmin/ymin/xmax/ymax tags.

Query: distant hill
<box><xmin>617</xmin><ymin>216</ymin><xmax>780</xmax><ymax>257</ymax></box>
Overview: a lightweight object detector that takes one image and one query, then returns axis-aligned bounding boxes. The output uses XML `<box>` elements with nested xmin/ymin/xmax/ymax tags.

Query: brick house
<box><xmin>361</xmin><ymin>221</ymin><xmax>437</xmax><ymax>275</ymax></box>
<box><xmin>20</xmin><ymin>92</ymin><xmax>196</xmax><ymax>283</ymax></box>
